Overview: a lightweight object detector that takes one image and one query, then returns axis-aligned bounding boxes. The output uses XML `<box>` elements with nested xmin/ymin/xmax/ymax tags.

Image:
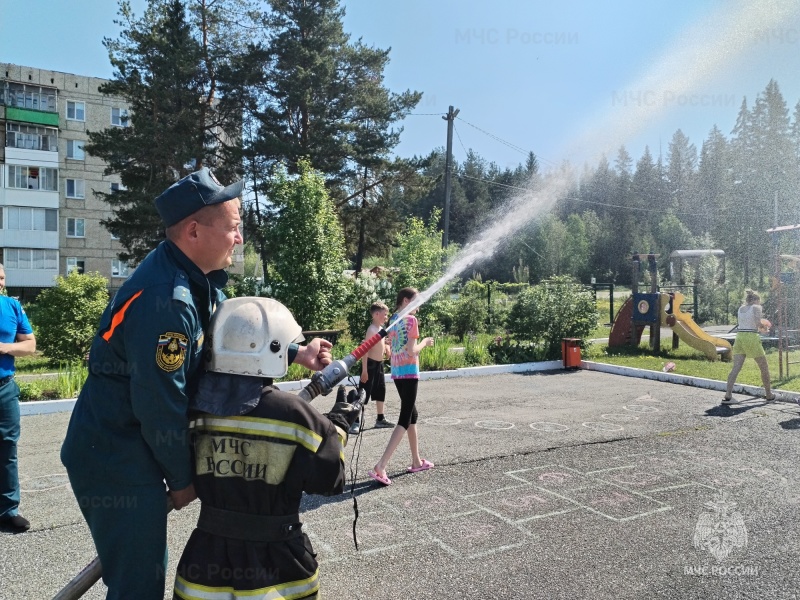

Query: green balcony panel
<box><xmin>6</xmin><ymin>107</ymin><xmax>60</xmax><ymax>127</ymax></box>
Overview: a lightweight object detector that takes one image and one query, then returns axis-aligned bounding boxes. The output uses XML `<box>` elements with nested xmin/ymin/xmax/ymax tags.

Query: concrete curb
<box><xmin>581</xmin><ymin>360</ymin><xmax>800</xmax><ymax>403</ymax></box>
<box><xmin>19</xmin><ymin>398</ymin><xmax>78</xmax><ymax>416</ymax></box>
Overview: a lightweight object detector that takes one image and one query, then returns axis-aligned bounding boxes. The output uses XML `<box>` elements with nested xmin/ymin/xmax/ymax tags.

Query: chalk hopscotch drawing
<box><xmin>307</xmin><ymin>451</ymin><xmax>767</xmax><ymax>564</ymax></box>
<box><xmin>529</xmin><ymin>422</ymin><xmax>569</xmax><ymax>432</ymax></box>
<box><xmin>475</xmin><ymin>420</ymin><xmax>515</xmax><ymax>430</ymax></box>
<box><xmin>693</xmin><ymin>493</ymin><xmax>748</xmax><ymax>562</ymax></box>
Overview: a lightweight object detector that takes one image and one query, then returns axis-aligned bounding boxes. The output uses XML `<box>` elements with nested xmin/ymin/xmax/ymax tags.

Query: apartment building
<box><xmin>0</xmin><ymin>63</ymin><xmax>132</xmax><ymax>300</ymax></box>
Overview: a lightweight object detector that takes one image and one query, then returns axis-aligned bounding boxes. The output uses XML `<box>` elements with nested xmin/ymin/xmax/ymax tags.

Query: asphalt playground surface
<box><xmin>2</xmin><ymin>369</ymin><xmax>800</xmax><ymax>599</ymax></box>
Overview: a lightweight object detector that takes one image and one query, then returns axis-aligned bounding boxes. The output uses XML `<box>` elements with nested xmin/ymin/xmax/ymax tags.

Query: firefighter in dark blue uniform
<box><xmin>61</xmin><ymin>169</ymin><xmax>332</xmax><ymax>599</ymax></box>
<box><xmin>172</xmin><ymin>297</ymin><xmax>360</xmax><ymax>600</ymax></box>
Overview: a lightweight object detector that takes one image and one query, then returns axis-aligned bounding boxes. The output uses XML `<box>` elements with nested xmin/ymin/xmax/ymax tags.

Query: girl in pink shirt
<box><xmin>368</xmin><ymin>288</ymin><xmax>434</xmax><ymax>486</ymax></box>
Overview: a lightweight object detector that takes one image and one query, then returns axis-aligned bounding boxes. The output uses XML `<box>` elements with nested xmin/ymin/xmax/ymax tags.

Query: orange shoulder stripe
<box><xmin>101</xmin><ymin>290</ymin><xmax>144</xmax><ymax>342</ymax></box>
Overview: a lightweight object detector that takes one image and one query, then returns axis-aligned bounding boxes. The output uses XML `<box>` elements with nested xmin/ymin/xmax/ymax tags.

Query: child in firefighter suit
<box><xmin>173</xmin><ymin>297</ymin><xmax>359</xmax><ymax>600</ymax></box>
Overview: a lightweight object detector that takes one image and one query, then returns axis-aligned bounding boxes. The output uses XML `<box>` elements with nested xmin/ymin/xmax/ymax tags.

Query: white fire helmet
<box><xmin>206</xmin><ymin>297</ymin><xmax>304</xmax><ymax>378</ymax></box>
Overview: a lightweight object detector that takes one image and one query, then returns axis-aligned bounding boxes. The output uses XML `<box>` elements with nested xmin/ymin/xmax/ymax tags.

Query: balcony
<box><xmin>6</xmin><ymin>127</ymin><xmax>57</xmax><ymax>152</ymax></box>
<box><xmin>2</xmin><ymin>248</ymin><xmax>59</xmax><ymax>288</ymax></box>
<box><xmin>5</xmin><ymin>123</ymin><xmax>59</xmax><ymax>166</ymax></box>
<box><xmin>1</xmin><ymin>83</ymin><xmax>59</xmax><ymax>127</ymax></box>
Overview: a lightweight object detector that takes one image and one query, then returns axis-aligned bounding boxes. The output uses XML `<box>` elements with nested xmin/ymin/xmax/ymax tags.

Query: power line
<box><xmin>453</xmin><ymin>123</ymin><xmax>469</xmax><ymax>158</ymax></box>
<box><xmin>455</xmin><ymin>173</ymin><xmax>708</xmax><ymax>217</ymax></box>
<box><xmin>456</xmin><ymin>117</ymin><xmax>528</xmax><ymax>154</ymax></box>
<box><xmin>406</xmin><ymin>111</ymin><xmax>557</xmax><ymax>171</ymax></box>
<box><xmin>455</xmin><ymin>116</ymin><xmax>558</xmax><ymax>168</ymax></box>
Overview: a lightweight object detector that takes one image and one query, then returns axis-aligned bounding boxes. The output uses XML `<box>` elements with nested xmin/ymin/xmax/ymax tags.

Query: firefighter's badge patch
<box><xmin>156</xmin><ymin>332</ymin><xmax>189</xmax><ymax>372</ymax></box>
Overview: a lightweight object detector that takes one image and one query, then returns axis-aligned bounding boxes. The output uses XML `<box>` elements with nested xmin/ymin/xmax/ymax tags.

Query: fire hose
<box><xmin>297</xmin><ymin>327</ymin><xmax>387</xmax><ymax>402</ymax></box>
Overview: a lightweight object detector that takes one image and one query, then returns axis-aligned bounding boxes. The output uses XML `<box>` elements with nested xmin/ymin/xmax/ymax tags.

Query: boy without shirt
<box><xmin>350</xmin><ymin>301</ymin><xmax>392</xmax><ymax>434</ymax></box>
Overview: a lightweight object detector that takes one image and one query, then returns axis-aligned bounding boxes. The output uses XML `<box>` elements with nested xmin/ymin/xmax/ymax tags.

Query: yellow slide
<box><xmin>660</xmin><ymin>292</ymin><xmax>731</xmax><ymax>361</ymax></box>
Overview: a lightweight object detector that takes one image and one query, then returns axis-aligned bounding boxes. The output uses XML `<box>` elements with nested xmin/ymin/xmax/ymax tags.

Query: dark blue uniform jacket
<box><xmin>61</xmin><ymin>240</ymin><xmax>227</xmax><ymax>490</ymax></box>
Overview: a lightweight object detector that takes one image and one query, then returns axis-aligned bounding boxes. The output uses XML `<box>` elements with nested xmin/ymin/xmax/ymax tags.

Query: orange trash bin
<box><xmin>561</xmin><ymin>338</ymin><xmax>582</xmax><ymax>368</ymax></box>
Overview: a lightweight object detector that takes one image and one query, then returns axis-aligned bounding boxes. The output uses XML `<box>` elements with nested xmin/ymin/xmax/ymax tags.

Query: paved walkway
<box><xmin>3</xmin><ymin>370</ymin><xmax>800</xmax><ymax>599</ymax></box>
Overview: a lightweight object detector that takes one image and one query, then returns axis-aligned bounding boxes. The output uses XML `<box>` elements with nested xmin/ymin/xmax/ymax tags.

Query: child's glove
<box><xmin>326</xmin><ymin>397</ymin><xmax>361</xmax><ymax>429</ymax></box>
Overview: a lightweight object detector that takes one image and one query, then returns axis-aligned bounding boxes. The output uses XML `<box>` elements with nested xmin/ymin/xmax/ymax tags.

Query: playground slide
<box><xmin>661</xmin><ymin>292</ymin><xmax>732</xmax><ymax>361</ymax></box>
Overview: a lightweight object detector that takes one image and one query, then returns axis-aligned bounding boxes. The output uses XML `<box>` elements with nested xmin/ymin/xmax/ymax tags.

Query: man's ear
<box><xmin>185</xmin><ymin>220</ymin><xmax>200</xmax><ymax>240</ymax></box>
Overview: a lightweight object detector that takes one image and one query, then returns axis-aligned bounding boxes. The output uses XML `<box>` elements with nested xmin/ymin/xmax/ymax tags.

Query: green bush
<box><xmin>343</xmin><ymin>273</ymin><xmax>394</xmax><ymax>341</ymax></box>
<box><xmin>223</xmin><ymin>274</ymin><xmax>263</xmax><ymax>299</ymax></box>
<box><xmin>267</xmin><ymin>161</ymin><xmax>349</xmax><ymax>330</ymax></box>
<box><xmin>488</xmin><ymin>336</ymin><xmax>543</xmax><ymax>364</ymax></box>
<box><xmin>494</xmin><ymin>282</ymin><xmax>529</xmax><ymax>295</ymax></box>
<box><xmin>422</xmin><ymin>296</ymin><xmax>455</xmax><ymax>337</ymax></box>
<box><xmin>463</xmin><ymin>334</ymin><xmax>493</xmax><ymax>366</ymax></box>
<box><xmin>388</xmin><ymin>208</ymin><xmax>458</xmax><ymax>331</ymax></box>
<box><xmin>506</xmin><ymin>275</ymin><xmax>596</xmax><ymax>360</ymax></box>
<box><xmin>32</xmin><ymin>271</ymin><xmax>109</xmax><ymax>363</ymax></box>
<box><xmin>452</xmin><ymin>294</ymin><xmax>488</xmax><ymax>339</ymax></box>
<box><xmin>18</xmin><ymin>381</ymin><xmax>43</xmax><ymax>402</ymax></box>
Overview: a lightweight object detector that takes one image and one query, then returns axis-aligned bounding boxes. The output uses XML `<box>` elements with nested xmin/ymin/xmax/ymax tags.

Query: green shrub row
<box><xmin>18</xmin><ymin>362</ymin><xmax>88</xmax><ymax>402</ymax></box>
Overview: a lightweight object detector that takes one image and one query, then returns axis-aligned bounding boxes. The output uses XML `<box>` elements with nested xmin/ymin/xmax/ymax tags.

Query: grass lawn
<box><xmin>584</xmin><ymin>336</ymin><xmax>800</xmax><ymax>394</ymax></box>
<box><xmin>14</xmin><ymin>353</ymin><xmax>60</xmax><ymax>374</ymax></box>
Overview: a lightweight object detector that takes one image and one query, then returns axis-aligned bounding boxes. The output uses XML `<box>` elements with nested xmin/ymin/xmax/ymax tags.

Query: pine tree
<box><xmin>666</xmin><ymin>129</ymin><xmax>698</xmax><ymax>228</ymax></box>
<box><xmin>728</xmin><ymin>97</ymin><xmax>757</xmax><ymax>282</ymax></box>
<box><xmin>747</xmin><ymin>80</ymin><xmax>795</xmax><ymax>283</ymax></box>
<box><xmin>244</xmin><ymin>0</ymin><xmax>421</xmax><ymax>273</ymax></box>
<box><xmin>697</xmin><ymin>125</ymin><xmax>732</xmax><ymax>247</ymax></box>
<box><xmin>251</xmin><ymin>0</ymin><xmax>420</xmax><ymax>189</ymax></box>
<box><xmin>86</xmin><ymin>0</ymin><xmax>205</xmax><ymax>263</ymax></box>
<box><xmin>791</xmin><ymin>100</ymin><xmax>800</xmax><ymax>160</ymax></box>
<box><xmin>86</xmin><ymin>0</ymin><xmax>253</xmax><ymax>263</ymax></box>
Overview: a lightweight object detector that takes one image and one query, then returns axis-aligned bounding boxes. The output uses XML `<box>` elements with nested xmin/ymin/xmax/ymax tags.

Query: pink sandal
<box><xmin>407</xmin><ymin>459</ymin><xmax>434</xmax><ymax>473</ymax></box>
<box><xmin>367</xmin><ymin>469</ymin><xmax>392</xmax><ymax>486</ymax></box>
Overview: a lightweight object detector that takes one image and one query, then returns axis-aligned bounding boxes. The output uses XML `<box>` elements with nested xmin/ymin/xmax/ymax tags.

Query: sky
<box><xmin>2</xmin><ymin>0</ymin><xmax>800</xmax><ymax>175</ymax></box>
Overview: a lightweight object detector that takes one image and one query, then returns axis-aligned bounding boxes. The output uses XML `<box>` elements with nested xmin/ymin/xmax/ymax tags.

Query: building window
<box><xmin>6</xmin><ymin>207</ymin><xmax>58</xmax><ymax>231</ymax></box>
<box><xmin>67</xmin><ymin>140</ymin><xmax>85</xmax><ymax>160</ymax></box>
<box><xmin>4</xmin><ymin>248</ymin><xmax>58</xmax><ymax>270</ymax></box>
<box><xmin>66</xmin><ymin>178</ymin><xmax>85</xmax><ymax>199</ymax></box>
<box><xmin>6</xmin><ymin>165</ymin><xmax>58</xmax><ymax>191</ymax></box>
<box><xmin>111</xmin><ymin>108</ymin><xmax>129</xmax><ymax>127</ymax></box>
<box><xmin>66</xmin><ymin>101</ymin><xmax>86</xmax><ymax>121</ymax></box>
<box><xmin>66</xmin><ymin>257</ymin><xmax>85</xmax><ymax>274</ymax></box>
<box><xmin>66</xmin><ymin>218</ymin><xmax>85</xmax><ymax>238</ymax></box>
<box><xmin>6</xmin><ymin>123</ymin><xmax>58</xmax><ymax>152</ymax></box>
<box><xmin>111</xmin><ymin>259</ymin><xmax>130</xmax><ymax>278</ymax></box>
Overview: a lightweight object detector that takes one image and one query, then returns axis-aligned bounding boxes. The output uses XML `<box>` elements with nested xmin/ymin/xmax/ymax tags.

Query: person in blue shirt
<box><xmin>61</xmin><ymin>168</ymin><xmax>332</xmax><ymax>600</ymax></box>
<box><xmin>0</xmin><ymin>264</ymin><xmax>37</xmax><ymax>533</ymax></box>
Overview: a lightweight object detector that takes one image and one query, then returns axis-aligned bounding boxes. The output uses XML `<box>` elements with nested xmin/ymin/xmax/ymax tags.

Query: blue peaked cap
<box><xmin>155</xmin><ymin>167</ymin><xmax>244</xmax><ymax>227</ymax></box>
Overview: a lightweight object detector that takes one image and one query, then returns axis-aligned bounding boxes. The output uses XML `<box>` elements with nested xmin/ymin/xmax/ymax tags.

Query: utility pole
<box><xmin>442</xmin><ymin>105</ymin><xmax>459</xmax><ymax>248</ymax></box>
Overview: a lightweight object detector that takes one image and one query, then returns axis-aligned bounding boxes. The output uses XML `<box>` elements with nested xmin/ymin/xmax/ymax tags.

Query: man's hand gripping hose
<box><xmin>297</xmin><ymin>328</ymin><xmax>386</xmax><ymax>402</ymax></box>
